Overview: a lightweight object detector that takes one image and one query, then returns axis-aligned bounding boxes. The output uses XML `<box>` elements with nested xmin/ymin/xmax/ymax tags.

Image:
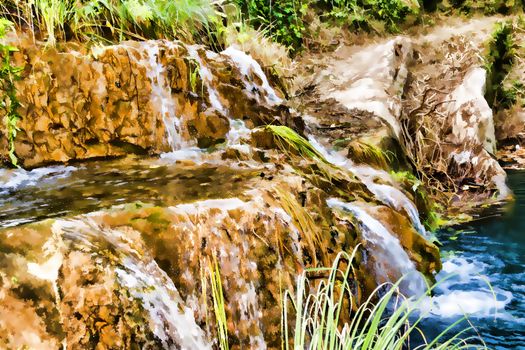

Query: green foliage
<box><xmin>484</xmin><ymin>21</ymin><xmax>516</xmax><ymax>109</ymax></box>
<box><xmin>1</xmin><ymin>0</ymin><xmax>219</xmax><ymax>44</ymax></box>
<box><xmin>368</xmin><ymin>0</ymin><xmax>419</xmax><ymax>31</ymax></box>
<box><xmin>232</xmin><ymin>0</ymin><xmax>307</xmax><ymax>50</ymax></box>
<box><xmin>318</xmin><ymin>0</ymin><xmax>419</xmax><ymax>32</ymax></box>
<box><xmin>0</xmin><ymin>18</ymin><xmax>22</xmax><ymax>167</ymax></box>
<box><xmin>283</xmin><ymin>250</ymin><xmax>488</xmax><ymax>350</ymax></box>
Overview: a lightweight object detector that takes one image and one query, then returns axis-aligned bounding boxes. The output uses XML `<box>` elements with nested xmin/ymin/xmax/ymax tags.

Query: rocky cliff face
<box><xmin>0</xmin><ymin>36</ymin><xmax>298</xmax><ymax>167</ymax></box>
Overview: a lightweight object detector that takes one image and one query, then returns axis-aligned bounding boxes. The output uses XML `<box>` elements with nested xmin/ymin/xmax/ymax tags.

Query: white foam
<box><xmin>159</xmin><ymin>147</ymin><xmax>204</xmax><ymax>163</ymax></box>
<box><xmin>170</xmin><ymin>198</ymin><xmax>246</xmax><ymax>215</ymax></box>
<box><xmin>420</xmin><ymin>290</ymin><xmax>512</xmax><ymax>319</ymax></box>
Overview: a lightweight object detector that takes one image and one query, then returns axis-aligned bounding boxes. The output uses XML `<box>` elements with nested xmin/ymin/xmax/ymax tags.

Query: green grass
<box><xmin>1</xmin><ymin>0</ymin><xmax>219</xmax><ymax>44</ymax></box>
<box><xmin>206</xmin><ymin>247</ymin><xmax>488</xmax><ymax>349</ymax></box>
<box><xmin>282</xmin><ymin>249</ymin><xmax>488</xmax><ymax>350</ymax></box>
<box><xmin>265</xmin><ymin>125</ymin><xmax>329</xmax><ymax>164</ymax></box>
<box><xmin>208</xmin><ymin>254</ymin><xmax>229</xmax><ymax>350</ymax></box>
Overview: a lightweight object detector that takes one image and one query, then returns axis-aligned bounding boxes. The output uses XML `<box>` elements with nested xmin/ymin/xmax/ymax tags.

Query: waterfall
<box><xmin>221</xmin><ymin>47</ymin><xmax>282</xmax><ymax>106</ymax></box>
<box><xmin>187</xmin><ymin>46</ymin><xmax>253</xmax><ymax>149</ymax></box>
<box><xmin>327</xmin><ymin>198</ymin><xmax>427</xmax><ymax>296</ymax></box>
<box><xmin>187</xmin><ymin>45</ymin><xmax>225</xmax><ymax>115</ymax></box>
<box><xmin>142</xmin><ymin>42</ymin><xmax>185</xmax><ymax>152</ymax></box>
<box><xmin>308</xmin><ymin>136</ymin><xmax>431</xmax><ymax>239</ymax></box>
<box><xmin>54</xmin><ymin>217</ymin><xmax>212</xmax><ymax>350</ymax></box>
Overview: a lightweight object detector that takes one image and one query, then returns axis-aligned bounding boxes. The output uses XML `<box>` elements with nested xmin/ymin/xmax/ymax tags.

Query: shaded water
<box><xmin>418</xmin><ymin>170</ymin><xmax>525</xmax><ymax>349</ymax></box>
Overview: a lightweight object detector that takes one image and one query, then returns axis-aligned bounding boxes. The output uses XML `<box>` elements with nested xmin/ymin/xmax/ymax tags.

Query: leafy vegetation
<box><xmin>1</xmin><ymin>0</ymin><xmax>219</xmax><ymax>44</ymax></box>
<box><xmin>484</xmin><ymin>21</ymin><xmax>517</xmax><ymax>109</ymax></box>
<box><xmin>1</xmin><ymin>0</ymin><xmax>519</xmax><ymax>53</ymax></box>
<box><xmin>319</xmin><ymin>0</ymin><xmax>419</xmax><ymax>31</ymax></box>
<box><xmin>232</xmin><ymin>0</ymin><xmax>307</xmax><ymax>50</ymax></box>
<box><xmin>0</xmin><ymin>18</ymin><xmax>22</xmax><ymax>166</ymax></box>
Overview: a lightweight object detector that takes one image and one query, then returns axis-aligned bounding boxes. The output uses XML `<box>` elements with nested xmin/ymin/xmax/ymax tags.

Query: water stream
<box><xmin>416</xmin><ymin>170</ymin><xmax>525</xmax><ymax>349</ymax></box>
<box><xmin>0</xmin><ymin>38</ymin><xmax>523</xmax><ymax>348</ymax></box>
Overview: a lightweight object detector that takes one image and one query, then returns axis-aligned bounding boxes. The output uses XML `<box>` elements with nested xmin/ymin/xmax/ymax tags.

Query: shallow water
<box><xmin>1</xmin><ymin>158</ymin><xmax>523</xmax><ymax>348</ymax></box>
<box><xmin>418</xmin><ymin>170</ymin><xmax>525</xmax><ymax>349</ymax></box>
<box><xmin>0</xmin><ymin>157</ymin><xmax>258</xmax><ymax>228</ymax></box>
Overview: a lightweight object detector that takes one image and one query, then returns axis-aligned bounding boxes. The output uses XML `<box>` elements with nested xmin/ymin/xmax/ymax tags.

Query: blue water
<box><xmin>419</xmin><ymin>170</ymin><xmax>525</xmax><ymax>349</ymax></box>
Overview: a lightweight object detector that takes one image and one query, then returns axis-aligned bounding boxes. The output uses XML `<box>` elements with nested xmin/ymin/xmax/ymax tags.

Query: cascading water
<box><xmin>221</xmin><ymin>47</ymin><xmax>283</xmax><ymax>106</ymax></box>
<box><xmin>142</xmin><ymin>42</ymin><xmax>185</xmax><ymax>152</ymax></box>
<box><xmin>187</xmin><ymin>46</ymin><xmax>226</xmax><ymax>114</ymax></box>
<box><xmin>186</xmin><ymin>46</ymin><xmax>257</xmax><ymax>151</ymax></box>
<box><xmin>327</xmin><ymin>198</ymin><xmax>427</xmax><ymax>295</ymax></box>
<box><xmin>308</xmin><ymin>135</ymin><xmax>431</xmax><ymax>239</ymax></box>
<box><xmin>54</xmin><ymin>217</ymin><xmax>212</xmax><ymax>350</ymax></box>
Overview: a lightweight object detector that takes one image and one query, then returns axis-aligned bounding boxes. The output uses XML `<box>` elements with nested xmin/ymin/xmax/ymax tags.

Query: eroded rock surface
<box><xmin>0</xmin><ymin>167</ymin><xmax>440</xmax><ymax>349</ymax></box>
<box><xmin>293</xmin><ymin>17</ymin><xmax>511</xmax><ymax>210</ymax></box>
<box><xmin>0</xmin><ymin>37</ymin><xmax>294</xmax><ymax>167</ymax></box>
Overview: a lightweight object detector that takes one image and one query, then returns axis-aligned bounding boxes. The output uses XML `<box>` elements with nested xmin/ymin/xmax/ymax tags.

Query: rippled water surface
<box><xmin>419</xmin><ymin>170</ymin><xmax>525</xmax><ymax>349</ymax></box>
<box><xmin>0</xmin><ymin>157</ymin><xmax>259</xmax><ymax>228</ymax></box>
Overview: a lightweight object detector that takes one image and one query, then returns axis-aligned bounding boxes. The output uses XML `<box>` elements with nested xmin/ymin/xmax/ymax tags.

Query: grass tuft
<box><xmin>208</xmin><ymin>253</ymin><xmax>229</xmax><ymax>350</ymax></box>
<box><xmin>283</xmin><ymin>249</ymin><xmax>488</xmax><ymax>350</ymax></box>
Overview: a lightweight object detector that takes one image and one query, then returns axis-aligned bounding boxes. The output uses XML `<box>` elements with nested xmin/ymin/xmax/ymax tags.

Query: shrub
<box><xmin>232</xmin><ymin>0</ymin><xmax>307</xmax><ymax>50</ymax></box>
<box><xmin>316</xmin><ymin>0</ymin><xmax>419</xmax><ymax>32</ymax></box>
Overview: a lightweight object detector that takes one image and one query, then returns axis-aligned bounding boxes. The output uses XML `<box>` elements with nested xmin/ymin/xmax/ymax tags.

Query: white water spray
<box><xmin>142</xmin><ymin>42</ymin><xmax>184</xmax><ymax>151</ymax></box>
<box><xmin>222</xmin><ymin>47</ymin><xmax>282</xmax><ymax>106</ymax></box>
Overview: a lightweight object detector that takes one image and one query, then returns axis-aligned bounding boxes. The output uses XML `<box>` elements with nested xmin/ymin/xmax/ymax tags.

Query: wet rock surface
<box><xmin>2</xmin><ymin>15</ymin><xmax>523</xmax><ymax>350</ymax></box>
<box><xmin>0</xmin><ymin>164</ymin><xmax>440</xmax><ymax>349</ymax></box>
<box><xmin>0</xmin><ymin>38</ymin><xmax>290</xmax><ymax>167</ymax></box>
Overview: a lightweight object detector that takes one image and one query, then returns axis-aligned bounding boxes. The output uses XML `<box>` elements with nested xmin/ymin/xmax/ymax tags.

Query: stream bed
<box><xmin>0</xmin><ymin>158</ymin><xmax>523</xmax><ymax>348</ymax></box>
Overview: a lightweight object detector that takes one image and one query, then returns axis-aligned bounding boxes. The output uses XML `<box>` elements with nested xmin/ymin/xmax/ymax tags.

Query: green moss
<box><xmin>144</xmin><ymin>211</ymin><xmax>170</xmax><ymax>227</ymax></box>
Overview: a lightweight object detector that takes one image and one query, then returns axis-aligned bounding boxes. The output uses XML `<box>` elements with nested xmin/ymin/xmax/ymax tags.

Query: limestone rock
<box><xmin>0</xmin><ymin>38</ymin><xmax>290</xmax><ymax>168</ymax></box>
